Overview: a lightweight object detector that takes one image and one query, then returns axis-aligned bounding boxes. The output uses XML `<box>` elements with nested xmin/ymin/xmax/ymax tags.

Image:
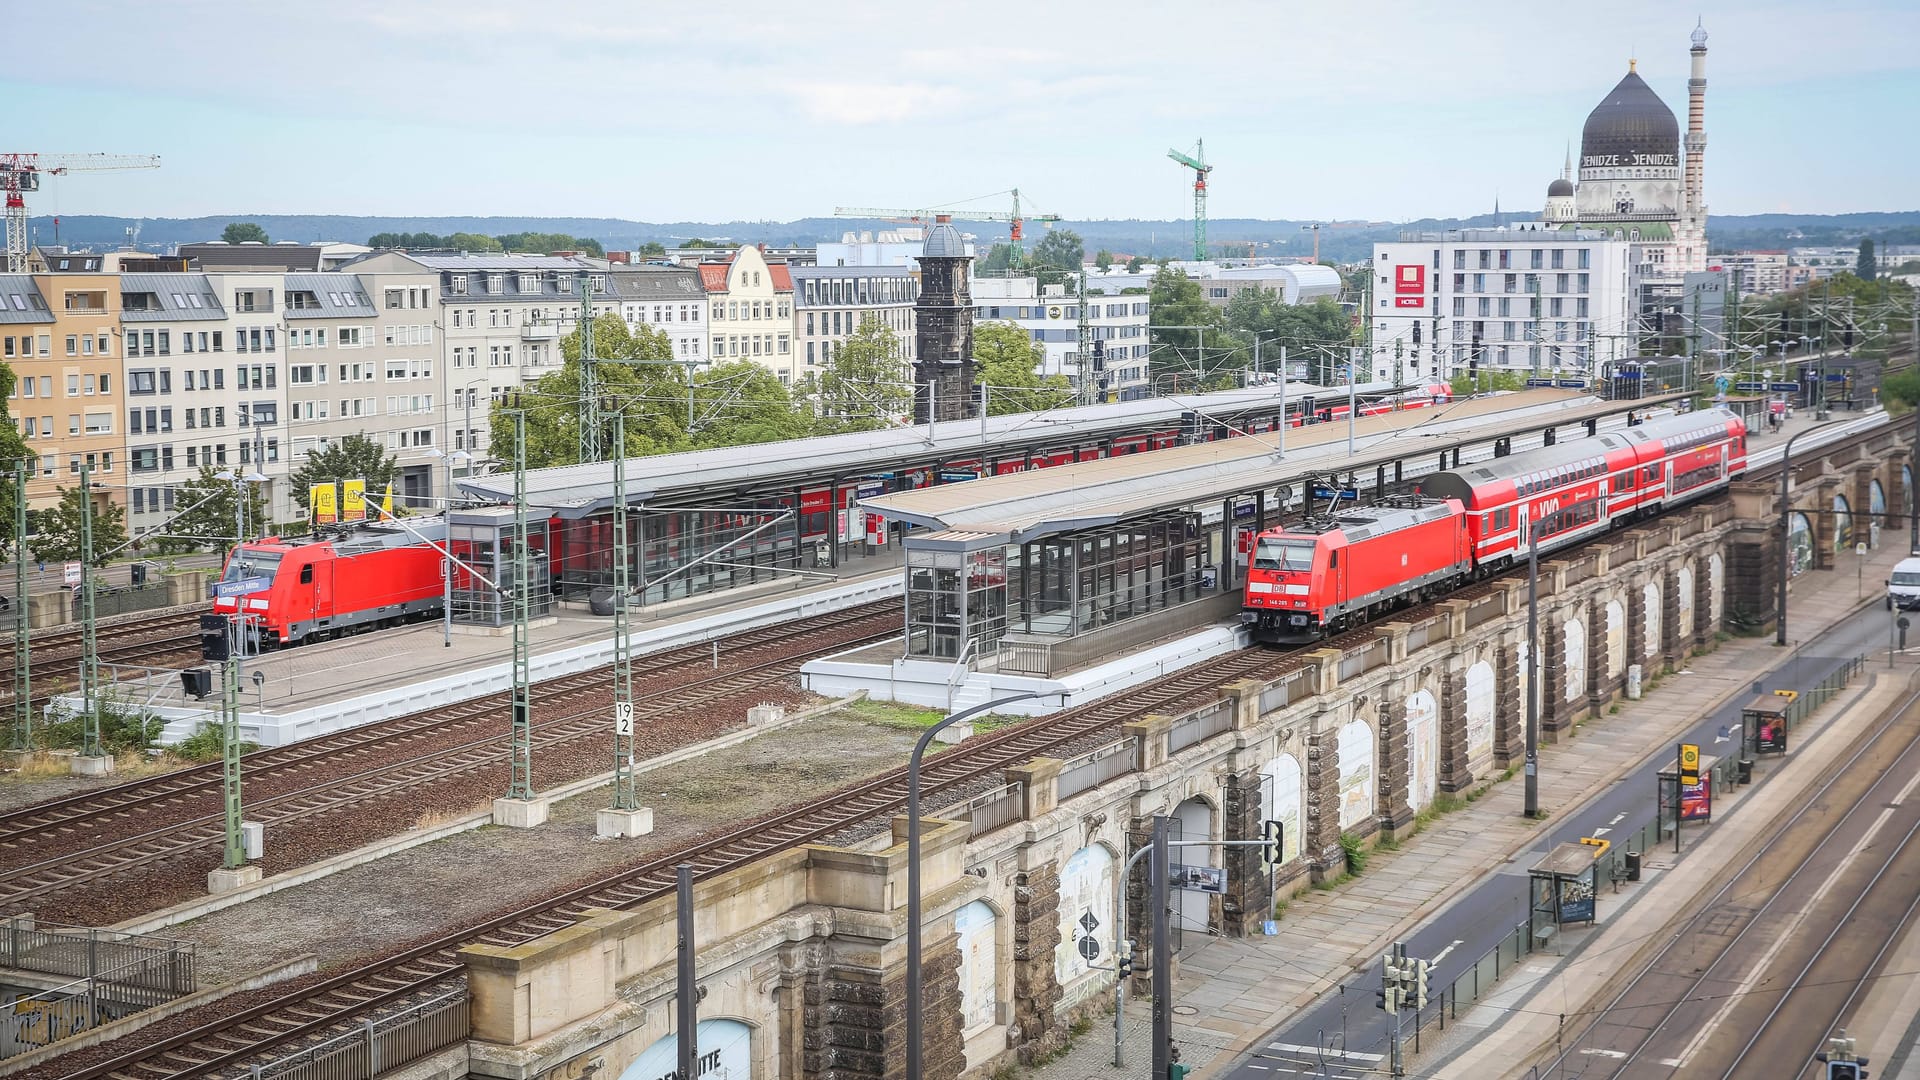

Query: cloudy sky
<box><xmin>6</xmin><ymin>0</ymin><xmax>1916</xmax><ymax>222</ymax></box>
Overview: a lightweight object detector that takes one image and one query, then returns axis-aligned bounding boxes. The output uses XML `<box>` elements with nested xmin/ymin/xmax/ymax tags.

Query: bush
<box><xmin>40</xmin><ymin>696</ymin><xmax>164</xmax><ymax>753</ymax></box>
<box><xmin>171</xmin><ymin>722</ymin><xmax>258</xmax><ymax>762</ymax></box>
<box><xmin>1339</xmin><ymin>832</ymin><xmax>1369</xmax><ymax>876</ymax></box>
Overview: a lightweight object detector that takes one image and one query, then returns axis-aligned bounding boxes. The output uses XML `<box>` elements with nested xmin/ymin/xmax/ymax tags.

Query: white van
<box><xmin>1890</xmin><ymin>557</ymin><xmax>1920</xmax><ymax>610</ymax></box>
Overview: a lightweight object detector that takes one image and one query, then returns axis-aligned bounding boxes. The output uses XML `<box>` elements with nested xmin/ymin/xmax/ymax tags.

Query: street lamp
<box><xmin>906</xmin><ymin>691</ymin><xmax>1048</xmax><ymax>1080</ymax></box>
<box><xmin>1776</xmin><ymin>420</ymin><xmax>1847</xmax><ymax>646</ymax></box>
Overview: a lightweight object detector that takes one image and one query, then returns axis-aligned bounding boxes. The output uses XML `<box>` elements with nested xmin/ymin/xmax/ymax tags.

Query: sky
<box><xmin>5</xmin><ymin>0</ymin><xmax>1917</xmax><ymax>224</ymax></box>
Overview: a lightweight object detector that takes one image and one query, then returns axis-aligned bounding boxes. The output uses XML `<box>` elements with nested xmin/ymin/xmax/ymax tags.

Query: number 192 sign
<box><xmin>615</xmin><ymin>701</ymin><xmax>634</xmax><ymax>735</ymax></box>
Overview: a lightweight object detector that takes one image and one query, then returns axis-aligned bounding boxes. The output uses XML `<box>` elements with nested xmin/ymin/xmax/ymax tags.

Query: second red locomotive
<box><xmin>1242</xmin><ymin>407</ymin><xmax>1746</xmax><ymax>643</ymax></box>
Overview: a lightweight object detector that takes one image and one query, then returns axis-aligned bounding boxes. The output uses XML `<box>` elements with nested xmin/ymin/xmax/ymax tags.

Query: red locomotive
<box><xmin>212</xmin><ymin>520</ymin><xmax>450</xmax><ymax>647</ymax></box>
<box><xmin>1242</xmin><ymin>408</ymin><xmax>1746</xmax><ymax>643</ymax></box>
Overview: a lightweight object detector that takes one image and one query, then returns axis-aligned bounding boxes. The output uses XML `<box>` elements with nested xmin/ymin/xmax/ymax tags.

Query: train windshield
<box><xmin>1253</xmin><ymin>538</ymin><xmax>1317</xmax><ymax>572</ymax></box>
<box><xmin>223</xmin><ymin>549</ymin><xmax>282</xmax><ymax>583</ymax></box>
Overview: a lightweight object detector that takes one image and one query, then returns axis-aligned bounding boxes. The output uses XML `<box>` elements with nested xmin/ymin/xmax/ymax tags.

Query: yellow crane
<box><xmin>2</xmin><ymin>153</ymin><xmax>161</xmax><ymax>272</ymax></box>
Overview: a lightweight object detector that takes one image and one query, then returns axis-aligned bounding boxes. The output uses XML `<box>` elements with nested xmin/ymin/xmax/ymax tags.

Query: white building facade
<box><xmin>972</xmin><ymin>277</ymin><xmax>1151</xmax><ymax>402</ymax></box>
<box><xmin>611</xmin><ymin>265</ymin><xmax>708</xmax><ymax>367</ymax></box>
<box><xmin>1370</xmin><ymin>227</ymin><xmax>1637</xmax><ymax>384</ymax></box>
<box><xmin>790</xmin><ymin>265</ymin><xmax>917</xmax><ymax>382</ymax></box>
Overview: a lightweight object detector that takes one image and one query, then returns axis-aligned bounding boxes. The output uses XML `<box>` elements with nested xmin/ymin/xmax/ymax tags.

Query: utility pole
<box><xmin>1077</xmin><ymin>269</ymin><xmax>1094</xmax><ymax>406</ymax></box>
<box><xmin>1149</xmin><ymin>815</ymin><xmax>1174</xmax><ymax>1080</ymax></box>
<box><xmin>9</xmin><ymin>464</ymin><xmax>28</xmax><ymax>751</ymax></box>
<box><xmin>221</xmin><ymin>611</ymin><xmax>245</xmax><ymax>869</ymax></box>
<box><xmin>676</xmin><ymin>863</ymin><xmax>700</xmax><ymax>1080</ymax></box>
<box><xmin>508</xmin><ymin>404</ymin><xmax>534</xmax><ymax>801</ymax></box>
<box><xmin>1525</xmin><ymin>527</ymin><xmax>1540</xmax><ymax>817</ymax></box>
<box><xmin>610</xmin><ymin>405</ymin><xmax>637</xmax><ymax>814</ymax></box>
<box><xmin>577</xmin><ymin>273</ymin><xmax>601</xmax><ymax>465</ymax></box>
<box><xmin>77</xmin><ymin>461</ymin><xmax>101</xmax><ymax>759</ymax></box>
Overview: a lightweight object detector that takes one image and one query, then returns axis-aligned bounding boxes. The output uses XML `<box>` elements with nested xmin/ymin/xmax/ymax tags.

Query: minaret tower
<box><xmin>912</xmin><ymin>215</ymin><xmax>976</xmax><ymax>423</ymax></box>
<box><xmin>1680</xmin><ymin>19</ymin><xmax>1709</xmax><ymax>272</ymax></box>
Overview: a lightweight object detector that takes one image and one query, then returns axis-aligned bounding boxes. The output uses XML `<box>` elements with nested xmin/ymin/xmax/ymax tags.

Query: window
<box><xmin>64</xmin><ymin>335</ymin><xmax>77</xmax><ymax>356</ymax></box>
<box><xmin>451</xmin><ymin>275</ymin><xmax>468</xmax><ymax>295</ymax></box>
<box><xmin>84</xmin><ymin>411</ymin><xmax>110</xmax><ymax>434</ymax></box>
<box><xmin>130</xmin><ymin>370</ymin><xmax>157</xmax><ymax>394</ymax></box>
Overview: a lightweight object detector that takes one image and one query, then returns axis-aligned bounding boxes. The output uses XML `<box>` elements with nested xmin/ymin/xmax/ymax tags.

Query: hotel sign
<box><xmin>1583</xmin><ymin>153</ymin><xmax>1677</xmax><ymax>168</ymax></box>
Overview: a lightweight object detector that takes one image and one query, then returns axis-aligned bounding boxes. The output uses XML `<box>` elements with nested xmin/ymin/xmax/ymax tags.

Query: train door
<box><xmin>309</xmin><ymin>558</ymin><xmax>334</xmax><ymax>631</ymax></box>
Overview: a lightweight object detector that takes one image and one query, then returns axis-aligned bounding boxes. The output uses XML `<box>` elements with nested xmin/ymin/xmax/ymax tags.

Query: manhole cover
<box><xmin>1173</xmin><ymin>1005</ymin><xmax>1200</xmax><ymax>1015</ymax></box>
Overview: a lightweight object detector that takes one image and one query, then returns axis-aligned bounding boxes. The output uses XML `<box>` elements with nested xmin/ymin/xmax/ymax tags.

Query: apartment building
<box><xmin>790</xmin><ymin>265</ymin><xmax>917</xmax><ymax>382</ymax></box>
<box><xmin>699</xmin><ymin>246</ymin><xmax>794</xmax><ymax>384</ymax></box>
<box><xmin>119</xmin><ymin>272</ymin><xmax>235</xmax><ymax>530</ymax></box>
<box><xmin>971</xmin><ymin>277</ymin><xmax>1152</xmax><ymax>402</ymax></box>
<box><xmin>610</xmin><ymin>265</ymin><xmax>708</xmax><ymax>367</ymax></box>
<box><xmin>15</xmin><ymin>272</ymin><xmax>126</xmax><ymax>513</ymax></box>
<box><xmin>341</xmin><ymin>251</ymin><xmax>613</xmax><ymax>464</ymax></box>
<box><xmin>1</xmin><ymin>275</ymin><xmax>59</xmax><ymax>503</ymax></box>
<box><xmin>282</xmin><ymin>268</ymin><xmax>448</xmax><ymax>508</ymax></box>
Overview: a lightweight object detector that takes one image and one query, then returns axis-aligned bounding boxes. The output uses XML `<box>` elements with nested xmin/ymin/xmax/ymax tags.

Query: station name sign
<box><xmin>1583</xmin><ymin>153</ymin><xmax>1677</xmax><ymax>168</ymax></box>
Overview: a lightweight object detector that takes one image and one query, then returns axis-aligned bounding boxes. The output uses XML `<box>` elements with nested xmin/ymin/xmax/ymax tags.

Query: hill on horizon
<box><xmin>26</xmin><ymin>209</ymin><xmax>1920</xmax><ymax>266</ymax></box>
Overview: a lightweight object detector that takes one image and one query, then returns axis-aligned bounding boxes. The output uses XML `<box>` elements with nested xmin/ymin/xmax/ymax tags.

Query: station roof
<box><xmin>457</xmin><ymin>381</ymin><xmax>1345</xmax><ymax>516</ymax></box>
<box><xmin>860</xmin><ymin>390</ymin><xmax>1687</xmax><ymax>544</ymax></box>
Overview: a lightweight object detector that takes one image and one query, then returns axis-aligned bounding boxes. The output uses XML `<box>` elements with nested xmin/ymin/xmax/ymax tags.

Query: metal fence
<box><xmin>1258</xmin><ymin>669</ymin><xmax>1309</xmax><ymax>714</ymax></box>
<box><xmin>1057</xmin><ymin>738</ymin><xmax>1136</xmax><ymax>800</ymax></box>
<box><xmin>1</xmin><ymin>918</ymin><xmax>195</xmax><ymax>992</ymax></box>
<box><xmin>931</xmin><ymin>782</ymin><xmax>1025</xmax><ymax>838</ymax></box>
<box><xmin>249</xmin><ymin>988</ymin><xmax>469</xmax><ymax>1080</ymax></box>
<box><xmin>1168</xmin><ymin>702</ymin><xmax>1232</xmax><ymax>754</ymax></box>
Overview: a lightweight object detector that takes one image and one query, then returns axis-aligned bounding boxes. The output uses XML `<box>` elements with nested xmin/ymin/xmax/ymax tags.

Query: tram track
<box><xmin>1532</xmin><ymin>682</ymin><xmax>1920</xmax><ymax>1077</ymax></box>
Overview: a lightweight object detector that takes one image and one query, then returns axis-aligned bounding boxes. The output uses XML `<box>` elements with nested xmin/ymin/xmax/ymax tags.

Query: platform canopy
<box><xmin>860</xmin><ymin>390</ymin><xmax>1686</xmax><ymax>544</ymax></box>
<box><xmin>456</xmin><ymin>382</ymin><xmax>1340</xmax><ymax>516</ymax></box>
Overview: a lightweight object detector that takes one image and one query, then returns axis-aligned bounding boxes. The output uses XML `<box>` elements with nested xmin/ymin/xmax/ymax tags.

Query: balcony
<box><xmin>521</xmin><ymin>321</ymin><xmax>558</xmax><ymax>341</ymax></box>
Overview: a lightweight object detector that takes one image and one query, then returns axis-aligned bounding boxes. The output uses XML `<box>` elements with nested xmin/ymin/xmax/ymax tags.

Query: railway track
<box><xmin>1533</xmin><ymin>681</ymin><xmax>1920</xmax><ymax>1076</ymax></box>
<box><xmin>0</xmin><ymin>601</ymin><xmax>905</xmax><ymax>902</ymax></box>
<box><xmin>0</xmin><ymin>609</ymin><xmax>204</xmax><ymax>709</ymax></box>
<box><xmin>39</xmin><ymin>418</ymin><xmax>1902</xmax><ymax>1077</ymax></box>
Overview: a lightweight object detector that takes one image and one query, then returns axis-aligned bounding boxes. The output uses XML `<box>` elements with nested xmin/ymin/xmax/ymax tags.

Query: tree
<box><xmin>1030</xmin><ymin>229</ymin><xmax>1085</xmax><ymax>290</ymax></box>
<box><xmin>446</xmin><ymin>232</ymin><xmax>504</xmax><ymax>253</ymax></box>
<box><xmin>1147</xmin><ymin>265</ymin><xmax>1224</xmax><ymax>386</ymax></box>
<box><xmin>1221</xmin><ymin>292</ymin><xmax>1355</xmax><ymax>382</ymax></box>
<box><xmin>818</xmin><ymin>315</ymin><xmax>913</xmax><ymax>431</ymax></box>
<box><xmin>978</xmin><ymin>243</ymin><xmax>1015</xmax><ymax>275</ymax></box>
<box><xmin>678</xmin><ymin>238</ymin><xmax>727</xmax><ymax>250</ymax></box>
<box><xmin>1857</xmin><ymin>238</ymin><xmax>1878</xmax><ymax>282</ymax></box>
<box><xmin>974</xmin><ymin>322</ymin><xmax>1074</xmax><ymax>414</ymax></box>
<box><xmin>30</xmin><ymin>486</ymin><xmax>129</xmax><ymax>566</ymax></box>
<box><xmin>289</xmin><ymin>435</ymin><xmax>399</xmax><ymax>514</ymax></box>
<box><xmin>1094</xmin><ymin>249</ymin><xmax>1115</xmax><ymax>272</ymax></box>
<box><xmin>686</xmin><ymin>362</ymin><xmax>816</xmax><ymax>447</ymax></box>
<box><xmin>637</xmin><ymin>241</ymin><xmax>668</xmax><ymax>257</ymax></box>
<box><xmin>495</xmin><ymin>232</ymin><xmax>605</xmax><ymax>257</ymax></box>
<box><xmin>0</xmin><ymin>363</ymin><xmax>32</xmax><ymax>554</ymax></box>
<box><xmin>1127</xmin><ymin>256</ymin><xmax>1147</xmax><ymax>274</ymax></box>
<box><xmin>1882</xmin><ymin>367</ymin><xmax>1920</xmax><ymax>412</ymax></box>
<box><xmin>491</xmin><ymin>313</ymin><xmax>689</xmax><ymax>468</ymax></box>
<box><xmin>221</xmin><ymin>222</ymin><xmax>269</xmax><ymax>245</ymax></box>
<box><xmin>162</xmin><ymin>465</ymin><xmax>270</xmax><ymax>553</ymax></box>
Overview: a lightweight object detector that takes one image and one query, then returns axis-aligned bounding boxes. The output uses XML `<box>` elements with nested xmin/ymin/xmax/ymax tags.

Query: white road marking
<box><xmin>1673</xmin><ymin>765</ymin><xmax>1920</xmax><ymax>1068</ymax></box>
<box><xmin>1593</xmin><ymin>827</ymin><xmax>1612</xmax><ymax>836</ymax></box>
<box><xmin>1264</xmin><ymin>1042</ymin><xmax>1384</xmax><ymax>1062</ymax></box>
<box><xmin>1579</xmin><ymin>1048</ymin><xmax>1627</xmax><ymax>1059</ymax></box>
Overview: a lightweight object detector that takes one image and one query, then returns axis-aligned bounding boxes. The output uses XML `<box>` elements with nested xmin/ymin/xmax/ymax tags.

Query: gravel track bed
<box><xmin>3</xmin><ymin>611</ymin><xmax>896</xmax><ymax>872</ymax></box>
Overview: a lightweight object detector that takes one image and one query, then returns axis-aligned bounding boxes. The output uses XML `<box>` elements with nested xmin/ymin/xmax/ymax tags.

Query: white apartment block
<box><xmin>789</xmin><ymin>265</ymin><xmax>917</xmax><ymax>383</ymax></box>
<box><xmin>699</xmin><ymin>245</ymin><xmax>795</xmax><ymax>385</ymax></box>
<box><xmin>611</xmin><ymin>265</ymin><xmax>708</xmax><ymax>367</ymax></box>
<box><xmin>971</xmin><ymin>277</ymin><xmax>1152</xmax><ymax>402</ymax></box>
<box><xmin>1369</xmin><ymin>227</ymin><xmax>1637</xmax><ymax>385</ymax></box>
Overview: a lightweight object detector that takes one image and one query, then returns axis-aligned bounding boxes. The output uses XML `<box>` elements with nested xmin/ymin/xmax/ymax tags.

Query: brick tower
<box><xmin>913</xmin><ymin>214</ymin><xmax>975</xmax><ymax>423</ymax></box>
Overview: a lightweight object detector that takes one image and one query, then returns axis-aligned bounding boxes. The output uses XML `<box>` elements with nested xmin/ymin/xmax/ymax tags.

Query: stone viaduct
<box><xmin>448</xmin><ymin>422</ymin><xmax>1910</xmax><ymax>1080</ymax></box>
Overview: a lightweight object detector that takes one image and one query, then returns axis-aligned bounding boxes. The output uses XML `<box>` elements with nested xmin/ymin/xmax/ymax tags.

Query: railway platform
<box><xmin>85</xmin><ymin>553</ymin><xmax>901</xmax><ymax>748</ymax></box>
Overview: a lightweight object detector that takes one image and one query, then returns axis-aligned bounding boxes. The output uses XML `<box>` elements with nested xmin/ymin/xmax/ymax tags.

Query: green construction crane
<box><xmin>1167</xmin><ymin>140</ymin><xmax>1212</xmax><ymax>262</ymax></box>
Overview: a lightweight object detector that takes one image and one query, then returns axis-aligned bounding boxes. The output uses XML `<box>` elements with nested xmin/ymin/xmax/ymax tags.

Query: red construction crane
<box><xmin>2</xmin><ymin>153</ymin><xmax>162</xmax><ymax>272</ymax></box>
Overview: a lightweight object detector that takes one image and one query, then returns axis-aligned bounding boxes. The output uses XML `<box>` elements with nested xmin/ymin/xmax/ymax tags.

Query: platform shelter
<box><xmin>862</xmin><ymin>389</ymin><xmax>1689</xmax><ymax>674</ymax></box>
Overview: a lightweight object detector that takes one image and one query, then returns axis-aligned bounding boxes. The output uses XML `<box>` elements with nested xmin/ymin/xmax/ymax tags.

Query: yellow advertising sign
<box><xmin>342</xmin><ymin>479</ymin><xmax>367</xmax><ymax>522</ymax></box>
<box><xmin>1679</xmin><ymin>742</ymin><xmax>1701</xmax><ymax>785</ymax></box>
<box><xmin>311</xmin><ymin>483</ymin><xmax>339</xmax><ymax>525</ymax></box>
<box><xmin>380</xmin><ymin>481</ymin><xmax>395</xmax><ymax>518</ymax></box>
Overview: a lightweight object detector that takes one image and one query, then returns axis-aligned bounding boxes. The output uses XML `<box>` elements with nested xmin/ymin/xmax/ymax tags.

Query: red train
<box><xmin>1242</xmin><ymin>407</ymin><xmax>1747</xmax><ymax>644</ymax></box>
<box><xmin>212</xmin><ymin>520</ymin><xmax>450</xmax><ymax>647</ymax></box>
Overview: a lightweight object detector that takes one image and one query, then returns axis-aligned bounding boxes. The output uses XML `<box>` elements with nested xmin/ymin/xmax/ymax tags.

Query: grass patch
<box><xmin>839</xmin><ymin>699</ymin><xmax>1019</xmax><ymax>735</ymax></box>
<box><xmin>1313</xmin><ymin>871</ymin><xmax>1354</xmax><ymax>892</ymax></box>
<box><xmin>170</xmin><ymin>723</ymin><xmax>260</xmax><ymax>763</ymax></box>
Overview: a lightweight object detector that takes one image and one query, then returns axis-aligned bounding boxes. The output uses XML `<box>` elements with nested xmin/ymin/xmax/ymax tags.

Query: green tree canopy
<box><xmin>978</xmin><ymin>243</ymin><xmax>1014</xmax><ymax>276</ymax></box>
<box><xmin>496</xmin><ymin>232</ymin><xmax>605</xmax><ymax>257</ymax></box>
<box><xmin>0</xmin><ymin>363</ymin><xmax>32</xmax><ymax>554</ymax></box>
<box><xmin>1127</xmin><ymin>255</ymin><xmax>1147</xmax><ymax>273</ymax></box>
<box><xmin>1221</xmin><ymin>292</ymin><xmax>1356</xmax><ymax>382</ymax></box>
<box><xmin>1147</xmin><ymin>265</ymin><xmax>1224</xmax><ymax>388</ymax></box>
<box><xmin>1857</xmin><ymin>239</ymin><xmax>1878</xmax><ymax>282</ymax></box>
<box><xmin>159</xmin><ymin>465</ymin><xmax>269</xmax><ymax>553</ymax></box>
<box><xmin>637</xmin><ymin>241</ymin><xmax>668</xmax><ymax>257</ymax></box>
<box><xmin>30</xmin><ymin>486</ymin><xmax>129</xmax><ymax>566</ymax></box>
<box><xmin>289</xmin><ymin>434</ymin><xmax>400</xmax><ymax>514</ymax></box>
<box><xmin>686</xmin><ymin>362</ymin><xmax>815</xmax><ymax>447</ymax></box>
<box><xmin>974</xmin><ymin>322</ymin><xmax>1074</xmax><ymax>414</ymax></box>
<box><xmin>491</xmin><ymin>313</ymin><xmax>692</xmax><ymax>468</ymax></box>
<box><xmin>221</xmin><ymin>222</ymin><xmax>269</xmax><ymax>245</ymax></box>
<box><xmin>678</xmin><ymin>238</ymin><xmax>728</xmax><ymax>249</ymax></box>
<box><xmin>1094</xmin><ymin>249</ymin><xmax>1115</xmax><ymax>272</ymax></box>
<box><xmin>818</xmin><ymin>315</ymin><xmax>913</xmax><ymax>432</ymax></box>
<box><xmin>1030</xmin><ymin>229</ymin><xmax>1085</xmax><ymax>290</ymax></box>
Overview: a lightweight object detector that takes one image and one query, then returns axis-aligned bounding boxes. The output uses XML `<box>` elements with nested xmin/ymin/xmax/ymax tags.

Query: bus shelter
<box><xmin>1741</xmin><ymin>694</ymin><xmax>1792</xmax><ymax>758</ymax></box>
<box><xmin>1528</xmin><ymin>842</ymin><xmax>1604</xmax><ymax>934</ymax></box>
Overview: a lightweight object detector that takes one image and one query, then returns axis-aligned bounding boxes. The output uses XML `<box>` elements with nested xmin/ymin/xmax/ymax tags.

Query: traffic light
<box><xmin>1827</xmin><ymin>1062</ymin><xmax>1866</xmax><ymax>1080</ymax></box>
<box><xmin>200</xmin><ymin>613</ymin><xmax>230</xmax><ymax>662</ymax></box>
<box><xmin>1413</xmin><ymin>959</ymin><xmax>1431</xmax><ymax>1010</ymax></box>
<box><xmin>1117</xmin><ymin>942</ymin><xmax>1134</xmax><ymax>981</ymax></box>
<box><xmin>1376</xmin><ymin>956</ymin><xmax>1402</xmax><ymax>1014</ymax></box>
<box><xmin>1264</xmin><ymin>820</ymin><xmax>1285</xmax><ymax>864</ymax></box>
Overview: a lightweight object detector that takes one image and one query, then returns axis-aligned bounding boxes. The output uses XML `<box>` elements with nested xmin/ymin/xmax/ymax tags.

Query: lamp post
<box><xmin>906</xmin><ymin>691</ymin><xmax>1045</xmax><ymax>1080</ymax></box>
<box><xmin>1777</xmin><ymin>420</ymin><xmax>1846</xmax><ymax>646</ymax></box>
<box><xmin>1525</xmin><ymin>525</ymin><xmax>1540</xmax><ymax>817</ymax></box>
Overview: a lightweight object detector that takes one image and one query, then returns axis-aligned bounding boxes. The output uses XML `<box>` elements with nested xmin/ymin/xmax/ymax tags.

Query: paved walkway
<box><xmin>1025</xmin><ymin>539</ymin><xmax>1914</xmax><ymax>1080</ymax></box>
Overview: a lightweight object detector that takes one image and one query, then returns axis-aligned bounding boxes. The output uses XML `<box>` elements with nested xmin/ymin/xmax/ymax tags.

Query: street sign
<box><xmin>1679</xmin><ymin>742</ymin><xmax>1701</xmax><ymax>785</ymax></box>
<box><xmin>1311</xmin><ymin>487</ymin><xmax>1359</xmax><ymax>501</ymax></box>
<box><xmin>1734</xmin><ymin>382</ymin><xmax>1767</xmax><ymax>392</ymax></box>
<box><xmin>1826</xmin><ymin>373</ymin><xmax>1849</xmax><ymax>382</ymax></box>
<box><xmin>615</xmin><ymin>701</ymin><xmax>634</xmax><ymax>735</ymax></box>
<box><xmin>1171</xmin><ymin>864</ymin><xmax>1226</xmax><ymax>894</ymax></box>
<box><xmin>1769</xmin><ymin>383</ymin><xmax>1801</xmax><ymax>393</ymax></box>
<box><xmin>1554</xmin><ymin>379</ymin><xmax>1588</xmax><ymax>389</ymax></box>
<box><xmin>213</xmin><ymin>576</ymin><xmax>272</xmax><ymax>598</ymax></box>
<box><xmin>1525</xmin><ymin>378</ymin><xmax>1556</xmax><ymax>388</ymax></box>
<box><xmin>62</xmin><ymin>561</ymin><xmax>81</xmax><ymax>586</ymax></box>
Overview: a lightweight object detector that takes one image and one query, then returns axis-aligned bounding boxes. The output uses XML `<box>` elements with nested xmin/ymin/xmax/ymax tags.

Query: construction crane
<box><xmin>834</xmin><ymin>188</ymin><xmax>1062</xmax><ymax>270</ymax></box>
<box><xmin>1299</xmin><ymin>220</ymin><xmax>1390</xmax><ymax>263</ymax></box>
<box><xmin>1166</xmin><ymin>140</ymin><xmax>1211</xmax><ymax>262</ymax></box>
<box><xmin>2</xmin><ymin>153</ymin><xmax>161</xmax><ymax>272</ymax></box>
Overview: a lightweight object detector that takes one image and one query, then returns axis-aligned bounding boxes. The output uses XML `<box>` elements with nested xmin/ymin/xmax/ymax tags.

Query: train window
<box><xmin>299</xmin><ymin>564</ymin><xmax>313</xmax><ymax>584</ymax></box>
<box><xmin>1253</xmin><ymin>538</ymin><xmax>1316</xmax><ymax>572</ymax></box>
<box><xmin>1329</xmin><ymin>549</ymin><xmax>1339</xmax><ymax>568</ymax></box>
<box><xmin>223</xmin><ymin>550</ymin><xmax>281</xmax><ymax>582</ymax></box>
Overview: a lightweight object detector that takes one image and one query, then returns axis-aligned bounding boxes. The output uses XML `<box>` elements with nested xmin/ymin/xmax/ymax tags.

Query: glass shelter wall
<box><xmin>906</xmin><ymin>544</ymin><xmax>1006</xmax><ymax>660</ymax></box>
<box><xmin>1009</xmin><ymin>513</ymin><xmax>1208</xmax><ymax>636</ymax></box>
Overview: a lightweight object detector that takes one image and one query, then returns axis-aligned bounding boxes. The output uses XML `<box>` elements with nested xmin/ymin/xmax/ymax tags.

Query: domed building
<box><xmin>1541</xmin><ymin>23</ymin><xmax>1710</xmax><ymax>277</ymax></box>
